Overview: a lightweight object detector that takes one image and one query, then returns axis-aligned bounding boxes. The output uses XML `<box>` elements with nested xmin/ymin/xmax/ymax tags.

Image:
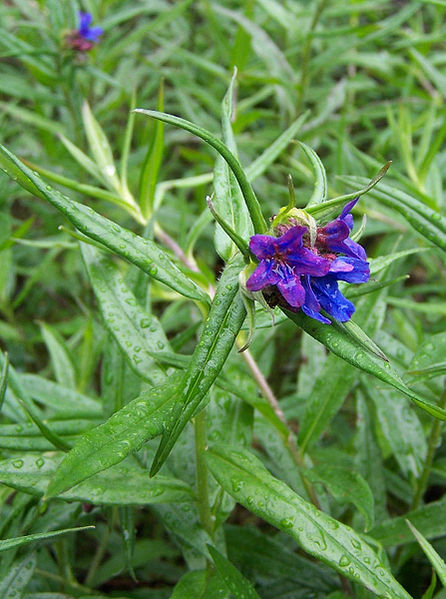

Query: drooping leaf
<box><xmin>207</xmin><ymin>544</ymin><xmax>261</xmax><ymax>599</ymax></box>
<box><xmin>0</xmin><ymin>526</ymin><xmax>94</xmax><ymax>554</ymax></box>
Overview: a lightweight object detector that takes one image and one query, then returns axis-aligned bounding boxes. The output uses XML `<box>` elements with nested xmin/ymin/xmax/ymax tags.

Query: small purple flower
<box><xmin>78</xmin><ymin>12</ymin><xmax>103</xmax><ymax>43</ymax></box>
<box><xmin>246</xmin><ymin>226</ymin><xmax>330</xmax><ymax>309</ymax></box>
<box><xmin>246</xmin><ymin>198</ymin><xmax>370</xmax><ymax>323</ymax></box>
<box><xmin>65</xmin><ymin>12</ymin><xmax>103</xmax><ymax>52</ymax></box>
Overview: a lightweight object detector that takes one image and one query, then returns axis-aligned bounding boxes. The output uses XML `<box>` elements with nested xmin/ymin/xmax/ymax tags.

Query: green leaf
<box><xmin>0</xmin><ymin>454</ymin><xmax>194</xmax><ymax>505</ymax></box>
<box><xmin>0</xmin><ymin>143</ymin><xmax>209</xmax><ymax>304</ymax></box>
<box><xmin>299</xmin><ymin>142</ymin><xmax>328</xmax><ymax>206</ymax></box>
<box><xmin>81</xmin><ymin>243</ymin><xmax>168</xmax><ymax>385</ymax></box>
<box><xmin>286</xmin><ymin>309</ymin><xmax>446</xmax><ymax>422</ymax></box>
<box><xmin>406</xmin><ymin>520</ymin><xmax>446</xmax><ymax>586</ymax></box>
<box><xmin>207</xmin><ymin>545</ymin><xmax>261</xmax><ymax>599</ymax></box>
<box><xmin>213</xmin><ymin>69</ymin><xmax>253</xmax><ymax>260</ymax></box>
<box><xmin>421</xmin><ymin>571</ymin><xmax>437</xmax><ymax>599</ymax></box>
<box><xmin>150</xmin><ymin>257</ymin><xmax>246</xmax><ymax>475</ymax></box>
<box><xmin>340</xmin><ymin>177</ymin><xmax>446</xmax><ymax>251</ymax></box>
<box><xmin>0</xmin><ymin>553</ymin><xmax>36</xmax><ymax>599</ymax></box>
<box><xmin>39</xmin><ymin>322</ymin><xmax>77</xmax><ymax>390</ymax></box>
<box><xmin>305</xmin><ymin>465</ymin><xmax>375</xmax><ymax>531</ymax></box>
<box><xmin>45</xmin><ymin>374</ymin><xmax>181</xmax><ymax>498</ymax></box>
<box><xmin>133</xmin><ymin>109</ymin><xmax>267</xmax><ymax>234</ymax></box>
<box><xmin>206</xmin><ymin>444</ymin><xmax>412</xmax><ymax>598</ymax></box>
<box><xmin>81</xmin><ymin>100</ymin><xmax>121</xmax><ymax>192</ymax></box>
<box><xmin>370</xmin><ymin>496</ymin><xmax>446</xmax><ymax>547</ymax></box>
<box><xmin>170</xmin><ymin>569</ymin><xmax>228</xmax><ymax>599</ymax></box>
<box><xmin>138</xmin><ymin>81</ymin><xmax>164</xmax><ymax>218</ymax></box>
<box><xmin>0</xmin><ymin>526</ymin><xmax>94</xmax><ymax>554</ymax></box>
<box><xmin>0</xmin><ymin>351</ymin><xmax>9</xmax><ymax>412</ymax></box>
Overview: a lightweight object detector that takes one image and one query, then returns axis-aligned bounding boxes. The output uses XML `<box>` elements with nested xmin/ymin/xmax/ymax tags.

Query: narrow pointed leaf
<box><xmin>406</xmin><ymin>520</ymin><xmax>446</xmax><ymax>586</ymax></box>
<box><xmin>45</xmin><ymin>373</ymin><xmax>181</xmax><ymax>498</ymax></box>
<box><xmin>299</xmin><ymin>142</ymin><xmax>327</xmax><ymax>206</ymax></box>
<box><xmin>0</xmin><ymin>526</ymin><xmax>94</xmax><ymax>554</ymax></box>
<box><xmin>81</xmin><ymin>243</ymin><xmax>168</xmax><ymax>385</ymax></box>
<box><xmin>150</xmin><ymin>257</ymin><xmax>246</xmax><ymax>475</ymax></box>
<box><xmin>0</xmin><ymin>143</ymin><xmax>209</xmax><ymax>303</ymax></box>
<box><xmin>207</xmin><ymin>545</ymin><xmax>261</xmax><ymax>599</ymax></box>
<box><xmin>206</xmin><ymin>444</ymin><xmax>412</xmax><ymax>599</ymax></box>
<box><xmin>286</xmin><ymin>309</ymin><xmax>446</xmax><ymax>421</ymax></box>
<box><xmin>134</xmin><ymin>109</ymin><xmax>267</xmax><ymax>233</ymax></box>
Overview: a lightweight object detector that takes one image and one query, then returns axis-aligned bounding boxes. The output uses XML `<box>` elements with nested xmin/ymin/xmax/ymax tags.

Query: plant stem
<box><xmin>194</xmin><ymin>409</ymin><xmax>214</xmax><ymax>538</ymax></box>
<box><xmin>239</xmin><ymin>346</ymin><xmax>321</xmax><ymax>509</ymax></box>
<box><xmin>411</xmin><ymin>383</ymin><xmax>446</xmax><ymax>510</ymax></box>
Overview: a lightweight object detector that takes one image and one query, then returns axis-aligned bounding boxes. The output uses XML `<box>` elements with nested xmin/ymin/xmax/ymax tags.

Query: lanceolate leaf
<box><xmin>134</xmin><ymin>109</ymin><xmax>267</xmax><ymax>234</ymax></box>
<box><xmin>0</xmin><ymin>526</ymin><xmax>94</xmax><ymax>554</ymax></box>
<box><xmin>207</xmin><ymin>545</ymin><xmax>261</xmax><ymax>599</ymax></box>
<box><xmin>45</xmin><ymin>373</ymin><xmax>182</xmax><ymax>497</ymax></box>
<box><xmin>150</xmin><ymin>257</ymin><xmax>247</xmax><ymax>476</ymax></box>
<box><xmin>0</xmin><ymin>454</ymin><xmax>194</xmax><ymax>505</ymax></box>
<box><xmin>206</xmin><ymin>444</ymin><xmax>412</xmax><ymax>599</ymax></box>
<box><xmin>340</xmin><ymin>177</ymin><xmax>446</xmax><ymax>251</ymax></box>
<box><xmin>286</xmin><ymin>310</ymin><xmax>446</xmax><ymax>421</ymax></box>
<box><xmin>0</xmin><ymin>144</ymin><xmax>209</xmax><ymax>304</ymax></box>
<box><xmin>299</xmin><ymin>142</ymin><xmax>328</xmax><ymax>206</ymax></box>
<box><xmin>81</xmin><ymin>243</ymin><xmax>168</xmax><ymax>385</ymax></box>
<box><xmin>406</xmin><ymin>520</ymin><xmax>446</xmax><ymax>586</ymax></box>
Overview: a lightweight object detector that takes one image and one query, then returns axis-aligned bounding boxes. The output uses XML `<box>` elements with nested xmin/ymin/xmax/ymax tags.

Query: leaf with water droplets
<box><xmin>0</xmin><ymin>453</ymin><xmax>194</xmax><ymax>505</ymax></box>
<box><xmin>81</xmin><ymin>243</ymin><xmax>169</xmax><ymax>385</ymax></box>
<box><xmin>0</xmin><ymin>553</ymin><xmax>36</xmax><ymax>599</ymax></box>
<box><xmin>206</xmin><ymin>444</ymin><xmax>412</xmax><ymax>599</ymax></box>
<box><xmin>45</xmin><ymin>373</ymin><xmax>182</xmax><ymax>497</ymax></box>
<box><xmin>0</xmin><ymin>143</ymin><xmax>209</xmax><ymax>304</ymax></box>
<box><xmin>150</xmin><ymin>257</ymin><xmax>246</xmax><ymax>476</ymax></box>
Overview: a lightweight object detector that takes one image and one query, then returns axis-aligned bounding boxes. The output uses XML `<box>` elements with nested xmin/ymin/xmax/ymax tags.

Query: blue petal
<box><xmin>330</xmin><ymin>257</ymin><xmax>369</xmax><ymax>283</ymax></box>
<box><xmin>342</xmin><ymin>237</ymin><xmax>367</xmax><ymax>261</ymax></box>
<box><xmin>301</xmin><ymin>276</ymin><xmax>331</xmax><ymax>323</ymax></box>
<box><xmin>84</xmin><ymin>26</ymin><xmax>103</xmax><ymax>41</ymax></box>
<box><xmin>311</xmin><ymin>277</ymin><xmax>355</xmax><ymax>322</ymax></box>
<box><xmin>276</xmin><ymin>269</ymin><xmax>305</xmax><ymax>308</ymax></box>
<box><xmin>78</xmin><ymin>11</ymin><xmax>92</xmax><ymax>34</ymax></box>
<box><xmin>246</xmin><ymin>260</ymin><xmax>279</xmax><ymax>292</ymax></box>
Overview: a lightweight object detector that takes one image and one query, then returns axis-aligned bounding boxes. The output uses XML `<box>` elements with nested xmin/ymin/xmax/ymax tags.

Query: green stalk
<box><xmin>134</xmin><ymin>109</ymin><xmax>267</xmax><ymax>234</ymax></box>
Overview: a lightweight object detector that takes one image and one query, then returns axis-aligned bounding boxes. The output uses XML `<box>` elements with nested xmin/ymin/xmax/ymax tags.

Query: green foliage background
<box><xmin>0</xmin><ymin>1</ymin><xmax>445</xmax><ymax>597</ymax></box>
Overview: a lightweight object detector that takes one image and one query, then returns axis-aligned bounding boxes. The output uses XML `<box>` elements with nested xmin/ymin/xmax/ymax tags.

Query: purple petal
<box><xmin>331</xmin><ymin>257</ymin><xmax>370</xmax><ymax>284</ymax></box>
<box><xmin>321</xmin><ymin>219</ymin><xmax>350</xmax><ymax>242</ymax></box>
<box><xmin>340</xmin><ymin>197</ymin><xmax>359</xmax><ymax>221</ymax></box>
<box><xmin>78</xmin><ymin>11</ymin><xmax>92</xmax><ymax>33</ymax></box>
<box><xmin>342</xmin><ymin>237</ymin><xmax>367</xmax><ymax>261</ymax></box>
<box><xmin>246</xmin><ymin>260</ymin><xmax>279</xmax><ymax>292</ymax></box>
<box><xmin>276</xmin><ymin>225</ymin><xmax>306</xmax><ymax>252</ymax></box>
<box><xmin>277</xmin><ymin>271</ymin><xmax>305</xmax><ymax>308</ymax></box>
<box><xmin>249</xmin><ymin>234</ymin><xmax>276</xmax><ymax>260</ymax></box>
<box><xmin>287</xmin><ymin>247</ymin><xmax>330</xmax><ymax>276</ymax></box>
<box><xmin>84</xmin><ymin>26</ymin><xmax>103</xmax><ymax>41</ymax></box>
<box><xmin>328</xmin><ymin>257</ymin><xmax>354</xmax><ymax>274</ymax></box>
<box><xmin>311</xmin><ymin>277</ymin><xmax>355</xmax><ymax>322</ymax></box>
<box><xmin>301</xmin><ymin>276</ymin><xmax>331</xmax><ymax>324</ymax></box>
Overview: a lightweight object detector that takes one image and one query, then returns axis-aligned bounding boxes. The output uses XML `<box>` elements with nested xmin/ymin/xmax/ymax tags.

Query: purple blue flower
<box><xmin>65</xmin><ymin>12</ymin><xmax>103</xmax><ymax>52</ymax></box>
<box><xmin>246</xmin><ymin>198</ymin><xmax>370</xmax><ymax>323</ymax></box>
<box><xmin>246</xmin><ymin>226</ymin><xmax>330</xmax><ymax>308</ymax></box>
<box><xmin>78</xmin><ymin>12</ymin><xmax>103</xmax><ymax>43</ymax></box>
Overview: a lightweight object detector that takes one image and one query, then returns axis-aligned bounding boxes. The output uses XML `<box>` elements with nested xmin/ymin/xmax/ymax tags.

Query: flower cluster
<box><xmin>246</xmin><ymin>198</ymin><xmax>369</xmax><ymax>323</ymax></box>
<box><xmin>65</xmin><ymin>12</ymin><xmax>103</xmax><ymax>52</ymax></box>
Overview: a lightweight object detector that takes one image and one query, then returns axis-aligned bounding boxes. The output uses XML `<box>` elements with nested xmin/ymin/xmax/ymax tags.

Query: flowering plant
<box><xmin>65</xmin><ymin>11</ymin><xmax>103</xmax><ymax>52</ymax></box>
<box><xmin>247</xmin><ymin>198</ymin><xmax>370</xmax><ymax>323</ymax></box>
